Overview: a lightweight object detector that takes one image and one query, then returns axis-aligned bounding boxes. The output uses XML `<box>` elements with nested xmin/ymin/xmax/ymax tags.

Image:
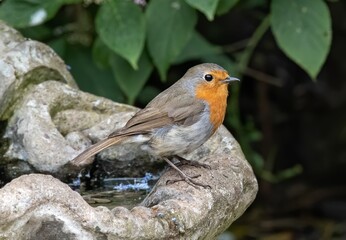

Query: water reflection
<box><xmin>70</xmin><ymin>172</ymin><xmax>159</xmax><ymax>209</ymax></box>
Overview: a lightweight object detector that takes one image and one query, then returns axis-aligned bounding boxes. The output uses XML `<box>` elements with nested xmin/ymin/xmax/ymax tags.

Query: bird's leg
<box><xmin>173</xmin><ymin>155</ymin><xmax>211</xmax><ymax>170</ymax></box>
<box><xmin>163</xmin><ymin>157</ymin><xmax>211</xmax><ymax>189</ymax></box>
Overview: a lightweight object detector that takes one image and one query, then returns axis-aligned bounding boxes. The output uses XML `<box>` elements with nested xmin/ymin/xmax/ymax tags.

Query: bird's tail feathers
<box><xmin>70</xmin><ymin>137</ymin><xmax>123</xmax><ymax>166</ymax></box>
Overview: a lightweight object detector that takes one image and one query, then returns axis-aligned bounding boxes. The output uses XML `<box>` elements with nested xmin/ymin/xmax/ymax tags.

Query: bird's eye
<box><xmin>204</xmin><ymin>74</ymin><xmax>213</xmax><ymax>82</ymax></box>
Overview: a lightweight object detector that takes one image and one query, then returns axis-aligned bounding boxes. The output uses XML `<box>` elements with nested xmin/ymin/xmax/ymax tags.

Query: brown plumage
<box><xmin>71</xmin><ymin>63</ymin><xmax>239</xmax><ymax>187</ymax></box>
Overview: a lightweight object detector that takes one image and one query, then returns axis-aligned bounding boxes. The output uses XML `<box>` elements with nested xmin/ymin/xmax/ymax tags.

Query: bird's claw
<box><xmin>174</xmin><ymin>156</ymin><xmax>211</xmax><ymax>170</ymax></box>
<box><xmin>166</xmin><ymin>174</ymin><xmax>211</xmax><ymax>189</ymax></box>
<box><xmin>163</xmin><ymin>157</ymin><xmax>212</xmax><ymax>189</ymax></box>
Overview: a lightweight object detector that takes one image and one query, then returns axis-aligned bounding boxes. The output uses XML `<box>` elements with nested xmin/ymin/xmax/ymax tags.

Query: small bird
<box><xmin>71</xmin><ymin>63</ymin><xmax>239</xmax><ymax>188</ymax></box>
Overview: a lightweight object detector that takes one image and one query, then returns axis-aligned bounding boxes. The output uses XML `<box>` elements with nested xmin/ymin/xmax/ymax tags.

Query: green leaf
<box><xmin>92</xmin><ymin>35</ymin><xmax>158</xmax><ymax>106</ymax></box>
<box><xmin>216</xmin><ymin>0</ymin><xmax>239</xmax><ymax>16</ymax></box>
<box><xmin>185</xmin><ymin>0</ymin><xmax>219</xmax><ymax>21</ymax></box>
<box><xmin>96</xmin><ymin>0</ymin><xmax>146</xmax><ymax>69</ymax></box>
<box><xmin>0</xmin><ymin>0</ymin><xmax>81</xmax><ymax>28</ymax></box>
<box><xmin>19</xmin><ymin>25</ymin><xmax>52</xmax><ymax>40</ymax></box>
<box><xmin>271</xmin><ymin>0</ymin><xmax>332</xmax><ymax>79</ymax></box>
<box><xmin>109</xmin><ymin>51</ymin><xmax>153</xmax><ymax>104</ymax></box>
<box><xmin>92</xmin><ymin>37</ymin><xmax>112</xmax><ymax>70</ymax></box>
<box><xmin>174</xmin><ymin>31</ymin><xmax>235</xmax><ymax>74</ymax></box>
<box><xmin>64</xmin><ymin>44</ymin><xmax>125</xmax><ymax>103</ymax></box>
<box><xmin>146</xmin><ymin>0</ymin><xmax>197</xmax><ymax>81</ymax></box>
<box><xmin>174</xmin><ymin>31</ymin><xmax>222</xmax><ymax>64</ymax></box>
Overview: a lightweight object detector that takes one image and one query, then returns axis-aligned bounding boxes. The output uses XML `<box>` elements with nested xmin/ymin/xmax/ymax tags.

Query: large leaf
<box><xmin>216</xmin><ymin>0</ymin><xmax>239</xmax><ymax>16</ymax></box>
<box><xmin>174</xmin><ymin>31</ymin><xmax>235</xmax><ymax>74</ymax></box>
<box><xmin>64</xmin><ymin>44</ymin><xmax>125</xmax><ymax>103</ymax></box>
<box><xmin>19</xmin><ymin>25</ymin><xmax>52</xmax><ymax>40</ymax></box>
<box><xmin>96</xmin><ymin>0</ymin><xmax>145</xmax><ymax>69</ymax></box>
<box><xmin>109</xmin><ymin>51</ymin><xmax>153</xmax><ymax>104</ymax></box>
<box><xmin>185</xmin><ymin>0</ymin><xmax>219</xmax><ymax>21</ymax></box>
<box><xmin>146</xmin><ymin>0</ymin><xmax>197</xmax><ymax>81</ymax></box>
<box><xmin>271</xmin><ymin>0</ymin><xmax>332</xmax><ymax>79</ymax></box>
<box><xmin>92</xmin><ymin>37</ymin><xmax>112</xmax><ymax>70</ymax></box>
<box><xmin>0</xmin><ymin>0</ymin><xmax>80</xmax><ymax>28</ymax></box>
<box><xmin>92</xmin><ymin>37</ymin><xmax>153</xmax><ymax>104</ymax></box>
<box><xmin>174</xmin><ymin>31</ymin><xmax>222</xmax><ymax>64</ymax></box>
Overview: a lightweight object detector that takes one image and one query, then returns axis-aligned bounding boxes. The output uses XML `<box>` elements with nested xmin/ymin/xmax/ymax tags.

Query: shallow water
<box><xmin>70</xmin><ymin>173</ymin><xmax>159</xmax><ymax>209</ymax></box>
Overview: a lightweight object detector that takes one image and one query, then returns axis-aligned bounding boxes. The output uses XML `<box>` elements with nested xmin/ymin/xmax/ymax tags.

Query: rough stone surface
<box><xmin>0</xmin><ymin>20</ymin><xmax>139</xmax><ymax>175</ymax></box>
<box><xmin>4</xmin><ymin>80</ymin><xmax>137</xmax><ymax>173</ymax></box>
<box><xmin>0</xmin><ymin>20</ymin><xmax>76</xmax><ymax>120</ymax></box>
<box><xmin>0</xmin><ymin>21</ymin><xmax>258</xmax><ymax>239</ymax></box>
<box><xmin>0</xmin><ymin>137</ymin><xmax>257</xmax><ymax>239</ymax></box>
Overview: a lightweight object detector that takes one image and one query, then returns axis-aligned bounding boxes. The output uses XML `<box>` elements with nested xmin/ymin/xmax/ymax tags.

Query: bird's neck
<box><xmin>195</xmin><ymin>84</ymin><xmax>228</xmax><ymax>131</ymax></box>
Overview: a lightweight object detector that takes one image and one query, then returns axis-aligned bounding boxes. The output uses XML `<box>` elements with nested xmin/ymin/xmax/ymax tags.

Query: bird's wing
<box><xmin>112</xmin><ymin>107</ymin><xmax>174</xmax><ymax>136</ymax></box>
<box><xmin>108</xmin><ymin>91</ymin><xmax>206</xmax><ymax>138</ymax></box>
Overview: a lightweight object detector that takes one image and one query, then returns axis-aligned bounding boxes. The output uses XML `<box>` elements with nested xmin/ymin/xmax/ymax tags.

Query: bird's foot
<box><xmin>174</xmin><ymin>155</ymin><xmax>211</xmax><ymax>170</ymax></box>
<box><xmin>166</xmin><ymin>175</ymin><xmax>211</xmax><ymax>189</ymax></box>
<box><xmin>164</xmin><ymin>157</ymin><xmax>211</xmax><ymax>189</ymax></box>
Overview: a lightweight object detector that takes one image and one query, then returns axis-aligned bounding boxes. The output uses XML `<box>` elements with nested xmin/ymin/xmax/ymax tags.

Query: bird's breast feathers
<box><xmin>195</xmin><ymin>82</ymin><xmax>228</xmax><ymax>131</ymax></box>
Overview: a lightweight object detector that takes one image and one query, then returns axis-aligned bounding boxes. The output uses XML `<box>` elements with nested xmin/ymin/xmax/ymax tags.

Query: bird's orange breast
<box><xmin>195</xmin><ymin>71</ymin><xmax>229</xmax><ymax>131</ymax></box>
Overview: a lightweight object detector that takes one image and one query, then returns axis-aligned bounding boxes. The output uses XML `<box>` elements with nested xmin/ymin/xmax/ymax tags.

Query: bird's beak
<box><xmin>222</xmin><ymin>76</ymin><xmax>240</xmax><ymax>84</ymax></box>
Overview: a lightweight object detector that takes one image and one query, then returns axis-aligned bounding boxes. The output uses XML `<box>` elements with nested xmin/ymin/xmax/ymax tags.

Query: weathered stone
<box><xmin>3</xmin><ymin>80</ymin><xmax>136</xmax><ymax>173</ymax></box>
<box><xmin>0</xmin><ymin>20</ymin><xmax>147</xmax><ymax>177</ymax></box>
<box><xmin>0</xmin><ymin>20</ymin><xmax>258</xmax><ymax>239</ymax></box>
<box><xmin>0</xmin><ymin>136</ymin><xmax>257</xmax><ymax>239</ymax></box>
<box><xmin>0</xmin><ymin>20</ymin><xmax>77</xmax><ymax>120</ymax></box>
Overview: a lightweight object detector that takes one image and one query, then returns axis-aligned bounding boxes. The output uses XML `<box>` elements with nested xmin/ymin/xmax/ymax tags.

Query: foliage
<box><xmin>271</xmin><ymin>0</ymin><xmax>331</xmax><ymax>79</ymax></box>
<box><xmin>96</xmin><ymin>0</ymin><xmax>145</xmax><ymax>69</ymax></box>
<box><xmin>0</xmin><ymin>0</ymin><xmax>332</xmax><ymax>94</ymax></box>
<box><xmin>0</xmin><ymin>0</ymin><xmax>333</xmax><ymax>180</ymax></box>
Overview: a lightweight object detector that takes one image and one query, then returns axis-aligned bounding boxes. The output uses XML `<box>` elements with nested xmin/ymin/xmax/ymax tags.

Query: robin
<box><xmin>71</xmin><ymin>63</ymin><xmax>239</xmax><ymax>188</ymax></box>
